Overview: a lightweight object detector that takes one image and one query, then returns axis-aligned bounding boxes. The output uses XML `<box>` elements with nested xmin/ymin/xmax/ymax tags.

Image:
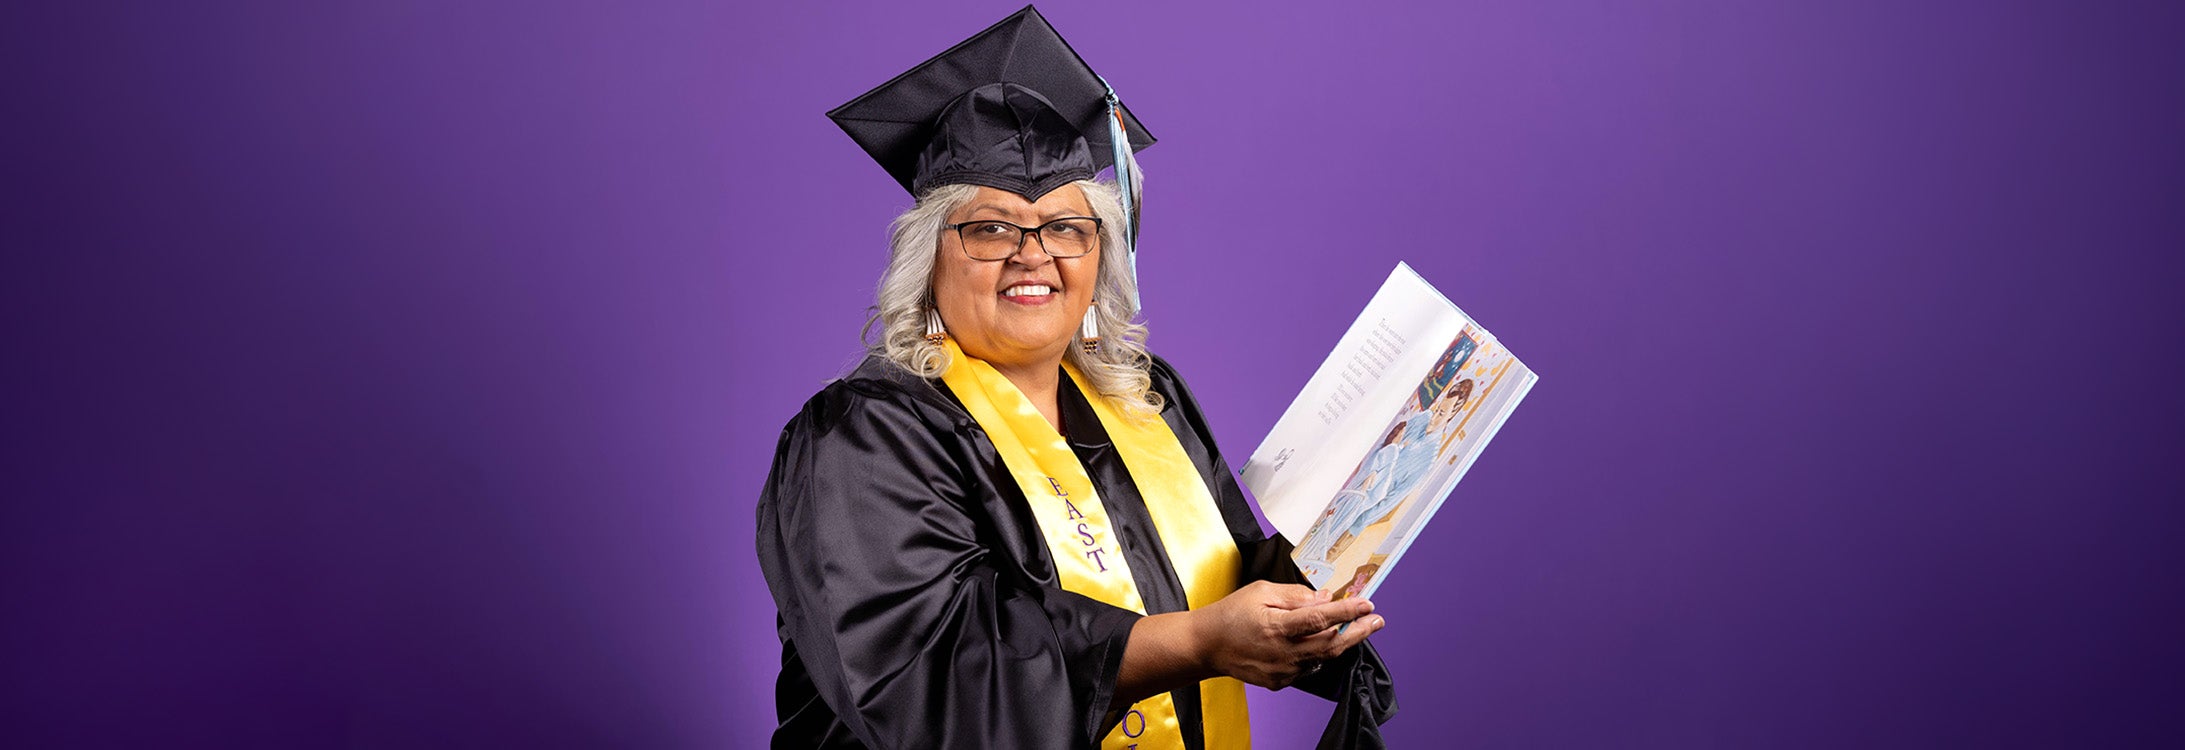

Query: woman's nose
<box><xmin>1008</xmin><ymin>234</ymin><xmax>1055</xmax><ymax>267</ymax></box>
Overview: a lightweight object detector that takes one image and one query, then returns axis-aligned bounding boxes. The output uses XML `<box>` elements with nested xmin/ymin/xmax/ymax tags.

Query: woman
<box><xmin>757</xmin><ymin>8</ymin><xmax>1395</xmax><ymax>749</ymax></box>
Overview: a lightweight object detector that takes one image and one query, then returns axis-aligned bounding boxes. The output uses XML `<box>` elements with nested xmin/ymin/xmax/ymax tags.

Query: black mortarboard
<box><xmin>828</xmin><ymin>5</ymin><xmax>1155</xmax><ymax>202</ymax></box>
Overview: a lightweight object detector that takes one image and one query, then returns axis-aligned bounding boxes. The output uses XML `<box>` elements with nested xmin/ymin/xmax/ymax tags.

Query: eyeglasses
<box><xmin>945</xmin><ymin>217</ymin><xmax>1103</xmax><ymax>261</ymax></box>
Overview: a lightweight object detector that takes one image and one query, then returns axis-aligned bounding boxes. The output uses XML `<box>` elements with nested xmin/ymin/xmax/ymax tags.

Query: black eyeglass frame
<box><xmin>944</xmin><ymin>216</ymin><xmax>1105</xmax><ymax>261</ymax></box>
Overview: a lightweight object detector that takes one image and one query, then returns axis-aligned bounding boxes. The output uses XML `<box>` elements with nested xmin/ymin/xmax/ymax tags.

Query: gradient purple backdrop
<box><xmin>6</xmin><ymin>1</ymin><xmax>2183</xmax><ymax>747</ymax></box>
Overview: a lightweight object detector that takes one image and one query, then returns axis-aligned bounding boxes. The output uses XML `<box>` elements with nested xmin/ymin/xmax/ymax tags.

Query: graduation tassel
<box><xmin>1099</xmin><ymin>77</ymin><xmax>1142</xmax><ymax>312</ymax></box>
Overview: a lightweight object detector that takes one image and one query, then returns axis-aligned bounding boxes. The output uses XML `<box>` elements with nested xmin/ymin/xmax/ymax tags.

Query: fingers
<box><xmin>1274</xmin><ymin>597</ymin><xmax>1375</xmax><ymax>638</ymax></box>
<box><xmin>1268</xmin><ymin>615</ymin><xmax>1383</xmax><ymax>688</ymax></box>
<box><xmin>1242</xmin><ymin>580</ymin><xmax>1325</xmax><ymax>610</ymax></box>
<box><xmin>1291</xmin><ymin>610</ymin><xmax>1385</xmax><ymax>662</ymax></box>
<box><xmin>1327</xmin><ymin>612</ymin><xmax>1384</xmax><ymax>654</ymax></box>
<box><xmin>1279</xmin><ymin>583</ymin><xmax>1327</xmax><ymax>609</ymax></box>
<box><xmin>1208</xmin><ymin>592</ymin><xmax>1387</xmax><ymax>690</ymax></box>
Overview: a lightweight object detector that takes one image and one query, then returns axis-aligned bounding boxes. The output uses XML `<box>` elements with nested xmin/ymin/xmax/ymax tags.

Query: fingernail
<box><xmin>1359</xmin><ymin>599</ymin><xmax>1374</xmax><ymax>613</ymax></box>
<box><xmin>1371</xmin><ymin>616</ymin><xmax>1385</xmax><ymax>629</ymax></box>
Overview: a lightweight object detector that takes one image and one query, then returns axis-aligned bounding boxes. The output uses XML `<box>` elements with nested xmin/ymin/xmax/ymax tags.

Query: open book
<box><xmin>1242</xmin><ymin>263</ymin><xmax>1538</xmax><ymax>601</ymax></box>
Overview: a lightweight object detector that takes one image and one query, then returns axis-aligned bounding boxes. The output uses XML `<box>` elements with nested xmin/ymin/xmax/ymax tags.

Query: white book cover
<box><xmin>1242</xmin><ymin>263</ymin><xmax>1538</xmax><ymax>601</ymax></box>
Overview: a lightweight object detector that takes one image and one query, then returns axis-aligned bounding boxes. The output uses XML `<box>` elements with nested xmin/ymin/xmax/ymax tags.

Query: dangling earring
<box><xmin>1079</xmin><ymin>302</ymin><xmax>1101</xmax><ymax>354</ymax></box>
<box><xmin>925</xmin><ymin>305</ymin><xmax>947</xmax><ymax>344</ymax></box>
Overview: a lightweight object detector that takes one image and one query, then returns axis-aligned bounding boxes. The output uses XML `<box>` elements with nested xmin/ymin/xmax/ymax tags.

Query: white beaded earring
<box><xmin>925</xmin><ymin>305</ymin><xmax>946</xmax><ymax>344</ymax></box>
<box><xmin>1079</xmin><ymin>302</ymin><xmax>1101</xmax><ymax>354</ymax></box>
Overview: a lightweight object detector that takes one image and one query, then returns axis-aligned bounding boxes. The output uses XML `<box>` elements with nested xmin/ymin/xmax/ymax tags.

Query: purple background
<box><xmin>6</xmin><ymin>1</ymin><xmax>2183</xmax><ymax>747</ymax></box>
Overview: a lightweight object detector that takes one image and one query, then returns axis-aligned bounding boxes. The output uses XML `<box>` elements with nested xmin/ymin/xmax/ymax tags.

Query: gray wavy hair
<box><xmin>862</xmin><ymin>179</ymin><xmax>1161</xmax><ymax>416</ymax></box>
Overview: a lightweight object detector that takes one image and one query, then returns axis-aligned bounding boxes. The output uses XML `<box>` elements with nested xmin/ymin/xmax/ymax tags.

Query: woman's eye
<box><xmin>972</xmin><ymin>223</ymin><xmax>1012</xmax><ymax>236</ymax></box>
<box><xmin>1048</xmin><ymin>223</ymin><xmax>1082</xmax><ymax>236</ymax></box>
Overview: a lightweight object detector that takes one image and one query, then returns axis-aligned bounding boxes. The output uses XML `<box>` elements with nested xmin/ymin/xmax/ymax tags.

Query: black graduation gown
<box><xmin>756</xmin><ymin>354</ymin><xmax>1397</xmax><ymax>750</ymax></box>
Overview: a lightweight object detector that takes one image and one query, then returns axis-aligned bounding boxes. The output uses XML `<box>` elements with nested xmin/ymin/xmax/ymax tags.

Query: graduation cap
<box><xmin>827</xmin><ymin>5</ymin><xmax>1154</xmax><ymax>204</ymax></box>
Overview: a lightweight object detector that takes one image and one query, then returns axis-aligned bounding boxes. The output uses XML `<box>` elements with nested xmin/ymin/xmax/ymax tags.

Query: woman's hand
<box><xmin>1189</xmin><ymin>580</ymin><xmax>1384</xmax><ymax>689</ymax></box>
<box><xmin>1114</xmin><ymin>581</ymin><xmax>1385</xmax><ymax>709</ymax></box>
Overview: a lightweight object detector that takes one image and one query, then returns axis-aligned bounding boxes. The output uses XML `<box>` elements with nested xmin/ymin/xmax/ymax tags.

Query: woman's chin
<box><xmin>958</xmin><ymin>330</ymin><xmax>1074</xmax><ymax>365</ymax></box>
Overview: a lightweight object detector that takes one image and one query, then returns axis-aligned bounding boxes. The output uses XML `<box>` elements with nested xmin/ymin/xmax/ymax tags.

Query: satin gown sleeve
<box><xmin>756</xmin><ymin>372</ymin><xmax>1141</xmax><ymax>750</ymax></box>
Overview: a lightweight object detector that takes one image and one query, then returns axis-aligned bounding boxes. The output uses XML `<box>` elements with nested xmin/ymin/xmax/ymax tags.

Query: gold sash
<box><xmin>937</xmin><ymin>340</ymin><xmax>1250</xmax><ymax>750</ymax></box>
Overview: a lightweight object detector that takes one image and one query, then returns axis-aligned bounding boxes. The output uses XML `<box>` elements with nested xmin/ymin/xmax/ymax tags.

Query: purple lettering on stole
<box><xmin>1051</xmin><ymin>476</ymin><xmax>1107</xmax><ymax>571</ymax></box>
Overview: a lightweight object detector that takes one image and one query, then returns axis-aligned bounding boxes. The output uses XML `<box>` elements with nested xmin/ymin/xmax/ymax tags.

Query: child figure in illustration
<box><xmin>1333</xmin><ymin>562</ymin><xmax>1381</xmax><ymax>601</ymax></box>
<box><xmin>1310</xmin><ymin>423</ymin><xmax>1406</xmax><ymax>549</ymax></box>
<box><xmin>1299</xmin><ymin>377</ymin><xmax>1477</xmax><ymax>565</ymax></box>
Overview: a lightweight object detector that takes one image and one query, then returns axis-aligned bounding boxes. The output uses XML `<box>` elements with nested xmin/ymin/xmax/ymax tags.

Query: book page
<box><xmin>1243</xmin><ymin>262</ymin><xmax>1538</xmax><ymax>597</ymax></box>
<box><xmin>1242</xmin><ymin>263</ymin><xmax>1468</xmax><ymax>542</ymax></box>
<box><xmin>1296</xmin><ymin>330</ymin><xmax>1537</xmax><ymax>599</ymax></box>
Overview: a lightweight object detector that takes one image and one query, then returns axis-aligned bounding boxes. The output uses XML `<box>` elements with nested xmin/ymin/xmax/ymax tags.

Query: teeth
<box><xmin>1003</xmin><ymin>284</ymin><xmax>1053</xmax><ymax>297</ymax></box>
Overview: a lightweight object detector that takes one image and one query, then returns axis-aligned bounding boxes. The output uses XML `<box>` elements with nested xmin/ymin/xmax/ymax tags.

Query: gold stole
<box><xmin>937</xmin><ymin>340</ymin><xmax>1250</xmax><ymax>750</ymax></box>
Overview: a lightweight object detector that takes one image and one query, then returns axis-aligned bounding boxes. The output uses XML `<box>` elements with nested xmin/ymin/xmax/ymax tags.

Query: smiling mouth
<box><xmin>1001</xmin><ymin>284</ymin><xmax>1055</xmax><ymax>297</ymax></box>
